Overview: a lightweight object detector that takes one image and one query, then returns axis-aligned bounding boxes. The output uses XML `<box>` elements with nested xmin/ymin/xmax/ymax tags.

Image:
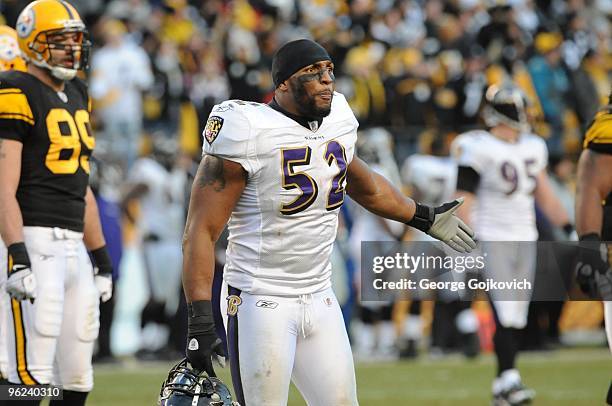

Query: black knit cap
<box><xmin>271</xmin><ymin>39</ymin><xmax>331</xmax><ymax>88</ymax></box>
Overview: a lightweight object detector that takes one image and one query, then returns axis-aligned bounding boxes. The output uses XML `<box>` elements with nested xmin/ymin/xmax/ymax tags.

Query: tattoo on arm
<box><xmin>197</xmin><ymin>155</ymin><xmax>226</xmax><ymax>191</ymax></box>
<box><xmin>0</xmin><ymin>139</ymin><xmax>4</xmax><ymax>159</ymax></box>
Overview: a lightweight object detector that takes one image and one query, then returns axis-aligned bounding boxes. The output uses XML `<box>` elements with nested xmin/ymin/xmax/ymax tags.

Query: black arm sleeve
<box><xmin>456</xmin><ymin>166</ymin><xmax>480</xmax><ymax>194</ymax></box>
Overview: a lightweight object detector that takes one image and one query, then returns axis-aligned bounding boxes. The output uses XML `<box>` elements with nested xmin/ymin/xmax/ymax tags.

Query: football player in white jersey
<box><xmin>349</xmin><ymin>132</ymin><xmax>405</xmax><ymax>360</ymax></box>
<box><xmin>402</xmin><ymin>137</ymin><xmax>481</xmax><ymax>358</ymax></box>
<box><xmin>181</xmin><ymin>39</ymin><xmax>476</xmax><ymax>406</ymax></box>
<box><xmin>123</xmin><ymin>135</ymin><xmax>186</xmax><ymax>355</ymax></box>
<box><xmin>402</xmin><ymin>138</ymin><xmax>457</xmax><ymax>210</ymax></box>
<box><xmin>452</xmin><ymin>84</ymin><xmax>571</xmax><ymax>406</ymax></box>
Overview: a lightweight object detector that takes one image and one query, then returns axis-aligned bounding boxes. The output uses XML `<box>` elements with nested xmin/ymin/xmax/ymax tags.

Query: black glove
<box><xmin>575</xmin><ymin>234</ymin><xmax>612</xmax><ymax>300</ymax></box>
<box><xmin>186</xmin><ymin>300</ymin><xmax>225</xmax><ymax>377</ymax></box>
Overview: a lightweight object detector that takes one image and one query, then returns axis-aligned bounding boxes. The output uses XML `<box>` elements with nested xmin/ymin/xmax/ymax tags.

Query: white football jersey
<box><xmin>401</xmin><ymin>154</ymin><xmax>457</xmax><ymax>242</ymax></box>
<box><xmin>202</xmin><ymin>92</ymin><xmax>359</xmax><ymax>295</ymax></box>
<box><xmin>401</xmin><ymin>154</ymin><xmax>457</xmax><ymax>207</ymax></box>
<box><xmin>128</xmin><ymin>157</ymin><xmax>186</xmax><ymax>241</ymax></box>
<box><xmin>451</xmin><ymin>130</ymin><xmax>548</xmax><ymax>241</ymax></box>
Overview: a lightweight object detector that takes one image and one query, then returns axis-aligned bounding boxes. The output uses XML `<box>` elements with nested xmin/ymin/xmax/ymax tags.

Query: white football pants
<box><xmin>1</xmin><ymin>227</ymin><xmax>99</xmax><ymax>391</ymax></box>
<box><xmin>142</xmin><ymin>239</ymin><xmax>183</xmax><ymax>312</ymax></box>
<box><xmin>483</xmin><ymin>242</ymin><xmax>536</xmax><ymax>329</ymax></box>
<box><xmin>220</xmin><ymin>282</ymin><xmax>358</xmax><ymax>406</ymax></box>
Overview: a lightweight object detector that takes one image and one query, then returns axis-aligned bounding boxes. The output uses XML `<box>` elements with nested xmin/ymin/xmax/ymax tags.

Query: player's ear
<box><xmin>277</xmin><ymin>81</ymin><xmax>289</xmax><ymax>92</ymax></box>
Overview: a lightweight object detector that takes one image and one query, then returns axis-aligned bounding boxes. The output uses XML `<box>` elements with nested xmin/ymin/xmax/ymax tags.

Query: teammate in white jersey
<box><xmin>181</xmin><ymin>39</ymin><xmax>476</xmax><ymax>406</ymax></box>
<box><xmin>123</xmin><ymin>135</ymin><xmax>186</xmax><ymax>354</ymax></box>
<box><xmin>452</xmin><ymin>84</ymin><xmax>571</xmax><ymax>406</ymax></box>
<box><xmin>402</xmin><ymin>138</ymin><xmax>481</xmax><ymax>358</ymax></box>
<box><xmin>349</xmin><ymin>133</ymin><xmax>405</xmax><ymax>360</ymax></box>
<box><xmin>402</xmin><ymin>144</ymin><xmax>457</xmax><ymax>210</ymax></box>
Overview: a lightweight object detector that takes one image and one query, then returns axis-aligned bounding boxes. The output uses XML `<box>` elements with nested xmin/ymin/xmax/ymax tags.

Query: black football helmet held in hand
<box><xmin>158</xmin><ymin>358</ymin><xmax>240</xmax><ymax>406</ymax></box>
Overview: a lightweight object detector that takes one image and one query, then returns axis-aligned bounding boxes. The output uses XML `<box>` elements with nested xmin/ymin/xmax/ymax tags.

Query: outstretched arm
<box><xmin>346</xmin><ymin>156</ymin><xmax>476</xmax><ymax>252</ymax></box>
<box><xmin>346</xmin><ymin>156</ymin><xmax>416</xmax><ymax>222</ymax></box>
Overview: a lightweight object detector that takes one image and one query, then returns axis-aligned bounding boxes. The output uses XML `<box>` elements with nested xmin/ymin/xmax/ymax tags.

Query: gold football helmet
<box><xmin>15</xmin><ymin>0</ymin><xmax>90</xmax><ymax>80</ymax></box>
<box><xmin>0</xmin><ymin>26</ymin><xmax>26</xmax><ymax>72</ymax></box>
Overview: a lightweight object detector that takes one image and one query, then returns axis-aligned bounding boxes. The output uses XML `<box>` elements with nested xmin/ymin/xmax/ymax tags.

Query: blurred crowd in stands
<box><xmin>4</xmin><ymin>0</ymin><xmax>610</xmax><ymax>160</ymax></box>
<box><xmin>1</xmin><ymin>0</ymin><xmax>609</xmax><ymax>362</ymax></box>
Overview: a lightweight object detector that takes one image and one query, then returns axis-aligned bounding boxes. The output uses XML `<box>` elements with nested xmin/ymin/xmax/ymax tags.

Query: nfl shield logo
<box><xmin>204</xmin><ymin>116</ymin><xmax>224</xmax><ymax>145</ymax></box>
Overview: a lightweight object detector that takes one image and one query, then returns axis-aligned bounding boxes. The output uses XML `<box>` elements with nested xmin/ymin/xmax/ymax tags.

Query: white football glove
<box><xmin>428</xmin><ymin>198</ymin><xmax>476</xmax><ymax>253</ymax></box>
<box><xmin>94</xmin><ymin>274</ymin><xmax>113</xmax><ymax>303</ymax></box>
<box><xmin>90</xmin><ymin>246</ymin><xmax>114</xmax><ymax>302</ymax></box>
<box><xmin>408</xmin><ymin>198</ymin><xmax>477</xmax><ymax>253</ymax></box>
<box><xmin>6</xmin><ymin>266</ymin><xmax>37</xmax><ymax>302</ymax></box>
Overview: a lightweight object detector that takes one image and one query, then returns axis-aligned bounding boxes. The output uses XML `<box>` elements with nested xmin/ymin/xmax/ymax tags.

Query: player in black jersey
<box><xmin>575</xmin><ymin>93</ymin><xmax>612</xmax><ymax>404</ymax></box>
<box><xmin>0</xmin><ymin>2</ymin><xmax>112</xmax><ymax>405</ymax></box>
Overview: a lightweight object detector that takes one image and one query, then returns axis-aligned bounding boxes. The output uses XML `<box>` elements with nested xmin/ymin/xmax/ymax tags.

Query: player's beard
<box><xmin>290</xmin><ymin>79</ymin><xmax>332</xmax><ymax>119</ymax></box>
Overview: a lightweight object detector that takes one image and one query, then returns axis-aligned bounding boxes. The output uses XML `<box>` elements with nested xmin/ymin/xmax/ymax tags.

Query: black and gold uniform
<box><xmin>0</xmin><ymin>70</ymin><xmax>93</xmax><ymax>232</ymax></box>
<box><xmin>583</xmin><ymin>103</ymin><xmax>612</xmax><ymax>239</ymax></box>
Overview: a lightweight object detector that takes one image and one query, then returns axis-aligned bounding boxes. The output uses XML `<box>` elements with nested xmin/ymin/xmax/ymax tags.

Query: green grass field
<box><xmin>85</xmin><ymin>348</ymin><xmax>610</xmax><ymax>406</ymax></box>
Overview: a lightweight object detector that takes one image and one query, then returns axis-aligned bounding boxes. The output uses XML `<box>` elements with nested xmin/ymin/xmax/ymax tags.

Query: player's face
<box><xmin>288</xmin><ymin>60</ymin><xmax>335</xmax><ymax>118</ymax></box>
<box><xmin>46</xmin><ymin>31</ymin><xmax>82</xmax><ymax>69</ymax></box>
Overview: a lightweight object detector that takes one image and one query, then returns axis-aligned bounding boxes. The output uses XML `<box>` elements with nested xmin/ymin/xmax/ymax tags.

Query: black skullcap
<box><xmin>271</xmin><ymin>39</ymin><xmax>331</xmax><ymax>88</ymax></box>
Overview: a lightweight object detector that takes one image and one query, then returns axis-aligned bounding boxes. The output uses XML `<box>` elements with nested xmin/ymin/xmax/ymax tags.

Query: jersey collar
<box><xmin>268</xmin><ymin>98</ymin><xmax>323</xmax><ymax>132</ymax></box>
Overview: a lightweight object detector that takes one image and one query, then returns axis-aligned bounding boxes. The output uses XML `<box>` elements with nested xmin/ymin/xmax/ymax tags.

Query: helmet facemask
<box><xmin>158</xmin><ymin>358</ymin><xmax>240</xmax><ymax>406</ymax></box>
<box><xmin>28</xmin><ymin>23</ymin><xmax>90</xmax><ymax>80</ymax></box>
